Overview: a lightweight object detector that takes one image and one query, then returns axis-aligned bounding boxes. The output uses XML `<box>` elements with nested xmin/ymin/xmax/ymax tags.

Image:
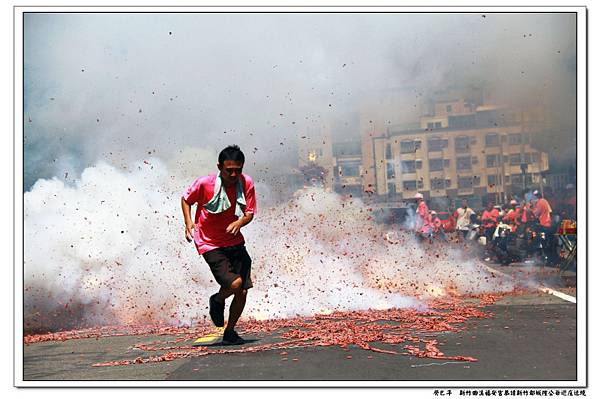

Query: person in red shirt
<box><xmin>518</xmin><ymin>201</ymin><xmax>534</xmax><ymax>226</ymax></box>
<box><xmin>414</xmin><ymin>193</ymin><xmax>433</xmax><ymax>239</ymax></box>
<box><xmin>533</xmin><ymin>190</ymin><xmax>553</xmax><ymax>228</ymax></box>
<box><xmin>502</xmin><ymin>199</ymin><xmax>520</xmax><ymax>232</ymax></box>
<box><xmin>181</xmin><ymin>145</ymin><xmax>257</xmax><ymax>345</ymax></box>
<box><xmin>481</xmin><ymin>202</ymin><xmax>499</xmax><ymax>244</ymax></box>
<box><xmin>532</xmin><ymin>190</ymin><xmax>559</xmax><ymax>265</ymax></box>
<box><xmin>430</xmin><ymin>211</ymin><xmax>447</xmax><ymax>241</ymax></box>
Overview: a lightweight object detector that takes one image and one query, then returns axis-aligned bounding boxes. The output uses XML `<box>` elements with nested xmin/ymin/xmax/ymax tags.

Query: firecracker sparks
<box><xmin>24</xmin><ymin>293</ymin><xmax>510</xmax><ymax>367</ymax></box>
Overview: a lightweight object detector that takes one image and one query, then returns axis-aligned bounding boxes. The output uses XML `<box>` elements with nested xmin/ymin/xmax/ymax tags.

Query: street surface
<box><xmin>23</xmin><ymin>266</ymin><xmax>577</xmax><ymax>382</ymax></box>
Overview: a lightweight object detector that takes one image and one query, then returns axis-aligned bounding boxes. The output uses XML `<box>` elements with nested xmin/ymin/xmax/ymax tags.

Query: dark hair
<box><xmin>218</xmin><ymin>145</ymin><xmax>245</xmax><ymax>165</ymax></box>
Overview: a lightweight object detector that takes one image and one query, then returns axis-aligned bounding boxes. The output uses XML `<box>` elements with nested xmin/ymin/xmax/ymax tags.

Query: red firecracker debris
<box><xmin>27</xmin><ymin>293</ymin><xmax>507</xmax><ymax>367</ymax></box>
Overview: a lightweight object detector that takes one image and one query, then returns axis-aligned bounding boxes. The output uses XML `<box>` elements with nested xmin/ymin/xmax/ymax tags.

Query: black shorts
<box><xmin>202</xmin><ymin>244</ymin><xmax>253</xmax><ymax>290</ymax></box>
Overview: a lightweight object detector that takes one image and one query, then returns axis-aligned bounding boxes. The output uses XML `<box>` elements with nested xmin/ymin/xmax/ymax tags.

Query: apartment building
<box><xmin>368</xmin><ymin>101</ymin><xmax>550</xmax><ymax>206</ymax></box>
<box><xmin>332</xmin><ymin>140</ymin><xmax>363</xmax><ymax>197</ymax></box>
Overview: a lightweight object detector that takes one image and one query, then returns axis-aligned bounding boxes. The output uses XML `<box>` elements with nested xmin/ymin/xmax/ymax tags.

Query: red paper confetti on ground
<box><xmin>24</xmin><ymin>293</ymin><xmax>509</xmax><ymax>367</ymax></box>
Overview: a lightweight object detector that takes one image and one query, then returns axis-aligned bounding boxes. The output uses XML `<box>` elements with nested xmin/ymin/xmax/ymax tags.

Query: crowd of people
<box><xmin>412</xmin><ymin>188</ymin><xmax>577</xmax><ymax>268</ymax></box>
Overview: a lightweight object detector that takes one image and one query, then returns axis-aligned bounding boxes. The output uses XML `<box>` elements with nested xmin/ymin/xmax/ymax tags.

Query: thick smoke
<box><xmin>23</xmin><ymin>12</ymin><xmax>574</xmax><ymax>331</ymax></box>
<box><xmin>24</xmin><ymin>154</ymin><xmax>513</xmax><ymax>331</ymax></box>
<box><xmin>24</xmin><ymin>13</ymin><xmax>576</xmax><ymax>189</ymax></box>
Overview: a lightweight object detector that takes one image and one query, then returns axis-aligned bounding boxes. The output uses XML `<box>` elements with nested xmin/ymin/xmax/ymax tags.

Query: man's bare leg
<box><xmin>215</xmin><ymin>277</ymin><xmax>242</xmax><ymax>304</ymax></box>
<box><xmin>225</xmin><ymin>289</ymin><xmax>247</xmax><ymax>333</ymax></box>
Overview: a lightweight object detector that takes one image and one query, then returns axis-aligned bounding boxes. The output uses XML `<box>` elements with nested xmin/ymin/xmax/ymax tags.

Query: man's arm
<box><xmin>181</xmin><ymin>198</ymin><xmax>194</xmax><ymax>242</ymax></box>
<box><xmin>226</xmin><ymin>212</ymin><xmax>254</xmax><ymax>236</ymax></box>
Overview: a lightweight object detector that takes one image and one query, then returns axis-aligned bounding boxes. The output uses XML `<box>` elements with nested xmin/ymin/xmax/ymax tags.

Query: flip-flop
<box><xmin>192</xmin><ymin>327</ymin><xmax>225</xmax><ymax>346</ymax></box>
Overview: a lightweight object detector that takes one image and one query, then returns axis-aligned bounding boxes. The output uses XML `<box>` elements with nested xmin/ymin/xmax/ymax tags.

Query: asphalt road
<box><xmin>22</xmin><ymin>269</ymin><xmax>577</xmax><ymax>382</ymax></box>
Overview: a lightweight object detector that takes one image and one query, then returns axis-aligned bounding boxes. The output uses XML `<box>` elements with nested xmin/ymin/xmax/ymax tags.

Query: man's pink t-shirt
<box><xmin>182</xmin><ymin>174</ymin><xmax>257</xmax><ymax>255</ymax></box>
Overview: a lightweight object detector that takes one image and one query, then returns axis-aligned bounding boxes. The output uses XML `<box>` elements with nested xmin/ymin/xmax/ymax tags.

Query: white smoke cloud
<box><xmin>23</xmin><ymin>13</ymin><xmax>576</xmax><ymax>188</ymax></box>
<box><xmin>24</xmin><ymin>154</ymin><xmax>513</xmax><ymax>331</ymax></box>
<box><xmin>24</xmin><ymin>12</ymin><xmax>576</xmax><ymax>331</ymax></box>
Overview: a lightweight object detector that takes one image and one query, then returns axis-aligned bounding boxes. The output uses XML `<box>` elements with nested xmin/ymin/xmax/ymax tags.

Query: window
<box><xmin>340</xmin><ymin>163</ymin><xmax>360</xmax><ymax>177</ymax></box>
<box><xmin>401</xmin><ymin>140</ymin><xmax>416</xmax><ymax>153</ymax></box>
<box><xmin>531</xmin><ymin>152</ymin><xmax>539</xmax><ymax>163</ymax></box>
<box><xmin>486</xmin><ymin>154</ymin><xmax>500</xmax><ymax>168</ymax></box>
<box><xmin>429</xmin><ymin>158</ymin><xmax>444</xmax><ymax>171</ymax></box>
<box><xmin>488</xmin><ymin>175</ymin><xmax>502</xmax><ymax>186</ymax></box>
<box><xmin>403</xmin><ymin>180</ymin><xmax>417</xmax><ymax>191</ymax></box>
<box><xmin>485</xmin><ymin>133</ymin><xmax>500</xmax><ymax>147</ymax></box>
<box><xmin>434</xmin><ymin>122</ymin><xmax>442</xmax><ymax>129</ymax></box>
<box><xmin>510</xmin><ymin>154</ymin><xmax>522</xmax><ymax>165</ymax></box>
<box><xmin>457</xmin><ymin>156</ymin><xmax>472</xmax><ymax>171</ymax></box>
<box><xmin>386</xmin><ymin>162</ymin><xmax>395</xmax><ymax>179</ymax></box>
<box><xmin>332</xmin><ymin>142</ymin><xmax>361</xmax><ymax>156</ymax></box>
<box><xmin>446</xmin><ymin>105</ymin><xmax>453</xmax><ymax>113</ymax></box>
<box><xmin>431</xmin><ymin>178</ymin><xmax>447</xmax><ymax>190</ymax></box>
<box><xmin>511</xmin><ymin>173</ymin><xmax>533</xmax><ymax>186</ymax></box>
<box><xmin>387</xmin><ymin>183</ymin><xmax>396</xmax><ymax>195</ymax></box>
<box><xmin>429</xmin><ymin>158</ymin><xmax>444</xmax><ymax>172</ymax></box>
<box><xmin>428</xmin><ymin>137</ymin><xmax>448</xmax><ymax>152</ymax></box>
<box><xmin>401</xmin><ymin>160</ymin><xmax>416</xmax><ymax>173</ymax></box>
<box><xmin>458</xmin><ymin>177</ymin><xmax>474</xmax><ymax>189</ymax></box>
<box><xmin>455</xmin><ymin>136</ymin><xmax>471</xmax><ymax>152</ymax></box>
<box><xmin>385</xmin><ymin>144</ymin><xmax>392</xmax><ymax>159</ymax></box>
<box><xmin>509</xmin><ymin>134</ymin><xmax>522</xmax><ymax>145</ymax></box>
<box><xmin>415</xmin><ymin>160</ymin><xmax>423</xmax><ymax>169</ymax></box>
<box><xmin>417</xmin><ymin>180</ymin><xmax>424</xmax><ymax>189</ymax></box>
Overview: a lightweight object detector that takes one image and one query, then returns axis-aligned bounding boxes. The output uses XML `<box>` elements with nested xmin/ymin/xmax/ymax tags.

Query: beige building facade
<box><xmin>295</xmin><ymin>93</ymin><xmax>551</xmax><ymax>206</ymax></box>
<box><xmin>368</xmin><ymin>102</ymin><xmax>550</xmax><ymax>205</ymax></box>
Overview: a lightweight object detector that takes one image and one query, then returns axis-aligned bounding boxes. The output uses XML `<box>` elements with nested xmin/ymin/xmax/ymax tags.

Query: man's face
<box><xmin>218</xmin><ymin>160</ymin><xmax>244</xmax><ymax>186</ymax></box>
<box><xmin>462</xmin><ymin>200</ymin><xmax>468</xmax><ymax>209</ymax></box>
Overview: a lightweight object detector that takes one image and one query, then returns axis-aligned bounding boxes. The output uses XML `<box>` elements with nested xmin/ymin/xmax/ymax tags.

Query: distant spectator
<box><xmin>532</xmin><ymin>190</ymin><xmax>553</xmax><ymax>229</ymax></box>
<box><xmin>502</xmin><ymin>199</ymin><xmax>520</xmax><ymax>232</ymax></box>
<box><xmin>414</xmin><ymin>193</ymin><xmax>433</xmax><ymax>239</ymax></box>
<box><xmin>430</xmin><ymin>210</ymin><xmax>447</xmax><ymax>241</ymax></box>
<box><xmin>532</xmin><ymin>190</ymin><xmax>559</xmax><ymax>265</ymax></box>
<box><xmin>481</xmin><ymin>202</ymin><xmax>499</xmax><ymax>244</ymax></box>
<box><xmin>454</xmin><ymin>199</ymin><xmax>475</xmax><ymax>239</ymax></box>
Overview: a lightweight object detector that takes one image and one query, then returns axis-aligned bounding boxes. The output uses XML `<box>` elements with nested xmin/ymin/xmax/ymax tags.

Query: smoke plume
<box><xmin>24</xmin><ymin>154</ymin><xmax>514</xmax><ymax>331</ymax></box>
<box><xmin>23</xmin><ymin>12</ymin><xmax>575</xmax><ymax>331</ymax></box>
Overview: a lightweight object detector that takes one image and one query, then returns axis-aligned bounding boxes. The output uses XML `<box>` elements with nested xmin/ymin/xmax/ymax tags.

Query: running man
<box><xmin>181</xmin><ymin>145</ymin><xmax>257</xmax><ymax>345</ymax></box>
